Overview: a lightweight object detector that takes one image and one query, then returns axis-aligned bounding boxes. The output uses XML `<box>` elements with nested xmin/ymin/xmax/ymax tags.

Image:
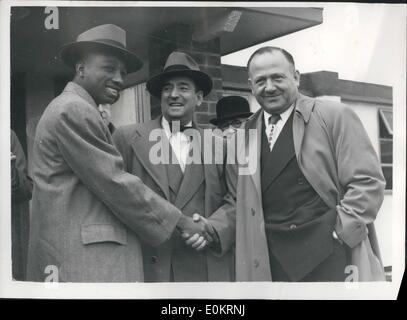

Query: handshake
<box><xmin>176</xmin><ymin>213</ymin><xmax>219</xmax><ymax>251</ymax></box>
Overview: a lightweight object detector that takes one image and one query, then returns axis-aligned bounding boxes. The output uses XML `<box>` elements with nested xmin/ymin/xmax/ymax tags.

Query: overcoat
<box><xmin>113</xmin><ymin>118</ymin><xmax>235</xmax><ymax>281</ymax></box>
<box><xmin>11</xmin><ymin>130</ymin><xmax>32</xmax><ymax>280</ymax></box>
<box><xmin>223</xmin><ymin>94</ymin><xmax>386</xmax><ymax>281</ymax></box>
<box><xmin>27</xmin><ymin>82</ymin><xmax>183</xmax><ymax>282</ymax></box>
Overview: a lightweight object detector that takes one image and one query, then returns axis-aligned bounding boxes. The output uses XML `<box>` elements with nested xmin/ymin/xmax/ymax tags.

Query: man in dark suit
<box><xmin>27</xmin><ymin>25</ymin><xmax>208</xmax><ymax>282</ymax></box>
<box><xmin>113</xmin><ymin>51</ymin><xmax>235</xmax><ymax>282</ymax></box>
<box><xmin>219</xmin><ymin>46</ymin><xmax>386</xmax><ymax>282</ymax></box>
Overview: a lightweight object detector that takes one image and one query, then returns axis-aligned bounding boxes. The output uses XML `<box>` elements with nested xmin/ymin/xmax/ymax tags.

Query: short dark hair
<box><xmin>247</xmin><ymin>46</ymin><xmax>296</xmax><ymax>72</ymax></box>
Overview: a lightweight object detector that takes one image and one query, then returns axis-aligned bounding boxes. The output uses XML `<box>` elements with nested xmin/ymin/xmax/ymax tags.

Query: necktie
<box><xmin>268</xmin><ymin>114</ymin><xmax>281</xmax><ymax>150</ymax></box>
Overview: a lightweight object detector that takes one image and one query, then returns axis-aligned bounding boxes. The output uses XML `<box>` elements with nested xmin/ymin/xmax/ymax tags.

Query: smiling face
<box><xmin>76</xmin><ymin>51</ymin><xmax>127</xmax><ymax>105</ymax></box>
<box><xmin>248</xmin><ymin>50</ymin><xmax>300</xmax><ymax>114</ymax></box>
<box><xmin>160</xmin><ymin>76</ymin><xmax>203</xmax><ymax>125</ymax></box>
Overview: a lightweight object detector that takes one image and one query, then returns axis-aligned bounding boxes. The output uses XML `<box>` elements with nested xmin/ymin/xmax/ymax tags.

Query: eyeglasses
<box><xmin>218</xmin><ymin>118</ymin><xmax>244</xmax><ymax>130</ymax></box>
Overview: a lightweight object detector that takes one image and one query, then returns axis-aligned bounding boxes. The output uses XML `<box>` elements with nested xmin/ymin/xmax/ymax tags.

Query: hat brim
<box><xmin>146</xmin><ymin>69</ymin><xmax>213</xmax><ymax>97</ymax></box>
<box><xmin>210</xmin><ymin>112</ymin><xmax>253</xmax><ymax>125</ymax></box>
<box><xmin>59</xmin><ymin>41</ymin><xmax>143</xmax><ymax>73</ymax></box>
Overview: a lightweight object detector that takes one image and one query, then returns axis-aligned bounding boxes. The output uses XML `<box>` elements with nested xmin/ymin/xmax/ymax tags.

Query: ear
<box><xmin>195</xmin><ymin>90</ymin><xmax>204</xmax><ymax>106</ymax></box>
<box><xmin>75</xmin><ymin>61</ymin><xmax>85</xmax><ymax>78</ymax></box>
<box><xmin>248</xmin><ymin>78</ymin><xmax>255</xmax><ymax>95</ymax></box>
<box><xmin>294</xmin><ymin>70</ymin><xmax>300</xmax><ymax>87</ymax></box>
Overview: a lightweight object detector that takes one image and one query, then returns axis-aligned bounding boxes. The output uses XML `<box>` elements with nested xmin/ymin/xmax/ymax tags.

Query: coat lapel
<box><xmin>175</xmin><ymin>127</ymin><xmax>205</xmax><ymax>209</ymax></box>
<box><xmin>131</xmin><ymin>117</ymin><xmax>170</xmax><ymax>200</ymax></box>
<box><xmin>167</xmin><ymin>144</ymin><xmax>184</xmax><ymax>195</ymax></box>
<box><xmin>292</xmin><ymin>94</ymin><xmax>315</xmax><ymax>161</ymax></box>
<box><xmin>244</xmin><ymin>110</ymin><xmax>263</xmax><ymax>201</ymax></box>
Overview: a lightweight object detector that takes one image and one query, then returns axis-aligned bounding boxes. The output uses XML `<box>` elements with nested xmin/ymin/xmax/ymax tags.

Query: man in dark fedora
<box><xmin>210</xmin><ymin>95</ymin><xmax>253</xmax><ymax>138</ymax></box>
<box><xmin>113</xmin><ymin>51</ymin><xmax>235</xmax><ymax>282</ymax></box>
<box><xmin>27</xmin><ymin>25</ymin><xmax>208</xmax><ymax>282</ymax></box>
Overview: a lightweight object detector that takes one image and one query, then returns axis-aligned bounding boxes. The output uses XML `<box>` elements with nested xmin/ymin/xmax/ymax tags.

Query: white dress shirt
<box><xmin>162</xmin><ymin>117</ymin><xmax>192</xmax><ymax>172</ymax></box>
<box><xmin>263</xmin><ymin>104</ymin><xmax>295</xmax><ymax>152</ymax></box>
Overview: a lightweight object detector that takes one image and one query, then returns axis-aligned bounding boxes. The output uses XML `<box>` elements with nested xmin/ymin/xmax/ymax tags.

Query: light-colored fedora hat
<box><xmin>59</xmin><ymin>24</ymin><xmax>143</xmax><ymax>73</ymax></box>
<box><xmin>146</xmin><ymin>51</ymin><xmax>212</xmax><ymax>97</ymax></box>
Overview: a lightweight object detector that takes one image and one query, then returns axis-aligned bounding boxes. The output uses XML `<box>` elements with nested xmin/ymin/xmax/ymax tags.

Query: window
<box><xmin>379</xmin><ymin>109</ymin><xmax>393</xmax><ymax>190</ymax></box>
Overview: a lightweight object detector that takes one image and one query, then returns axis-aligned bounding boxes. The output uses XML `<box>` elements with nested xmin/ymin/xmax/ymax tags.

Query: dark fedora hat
<box><xmin>210</xmin><ymin>96</ymin><xmax>253</xmax><ymax>125</ymax></box>
<box><xmin>146</xmin><ymin>51</ymin><xmax>212</xmax><ymax>97</ymax></box>
<box><xmin>59</xmin><ymin>24</ymin><xmax>143</xmax><ymax>73</ymax></box>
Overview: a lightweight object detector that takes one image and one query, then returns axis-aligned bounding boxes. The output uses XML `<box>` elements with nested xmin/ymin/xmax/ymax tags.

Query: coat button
<box><xmin>151</xmin><ymin>256</ymin><xmax>158</xmax><ymax>264</ymax></box>
<box><xmin>298</xmin><ymin>177</ymin><xmax>305</xmax><ymax>185</ymax></box>
<box><xmin>251</xmin><ymin>208</ymin><xmax>255</xmax><ymax>216</ymax></box>
<box><xmin>289</xmin><ymin>224</ymin><xmax>297</xmax><ymax>230</ymax></box>
<box><xmin>253</xmin><ymin>259</ymin><xmax>259</xmax><ymax>268</ymax></box>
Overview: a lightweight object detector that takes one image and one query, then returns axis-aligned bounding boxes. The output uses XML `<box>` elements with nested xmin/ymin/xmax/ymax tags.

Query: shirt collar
<box><xmin>263</xmin><ymin>103</ymin><xmax>295</xmax><ymax>127</ymax></box>
<box><xmin>161</xmin><ymin>117</ymin><xmax>192</xmax><ymax>138</ymax></box>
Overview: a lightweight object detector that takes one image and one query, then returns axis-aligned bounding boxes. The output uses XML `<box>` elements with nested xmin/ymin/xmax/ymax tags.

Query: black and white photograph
<box><xmin>0</xmin><ymin>1</ymin><xmax>405</xmax><ymax>301</ymax></box>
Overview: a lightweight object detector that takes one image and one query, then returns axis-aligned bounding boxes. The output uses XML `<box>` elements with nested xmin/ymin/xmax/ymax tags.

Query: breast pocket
<box><xmin>81</xmin><ymin>224</ymin><xmax>127</xmax><ymax>245</ymax></box>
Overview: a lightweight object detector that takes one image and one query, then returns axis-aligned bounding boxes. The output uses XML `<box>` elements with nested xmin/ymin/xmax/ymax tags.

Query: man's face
<box><xmin>160</xmin><ymin>76</ymin><xmax>203</xmax><ymax>124</ymax></box>
<box><xmin>248</xmin><ymin>51</ymin><xmax>300</xmax><ymax>114</ymax></box>
<box><xmin>78</xmin><ymin>52</ymin><xmax>127</xmax><ymax>105</ymax></box>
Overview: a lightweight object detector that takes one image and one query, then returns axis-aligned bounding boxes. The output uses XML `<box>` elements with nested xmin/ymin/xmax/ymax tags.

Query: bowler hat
<box><xmin>146</xmin><ymin>51</ymin><xmax>212</xmax><ymax>97</ymax></box>
<box><xmin>59</xmin><ymin>24</ymin><xmax>143</xmax><ymax>73</ymax></box>
<box><xmin>210</xmin><ymin>96</ymin><xmax>253</xmax><ymax>125</ymax></box>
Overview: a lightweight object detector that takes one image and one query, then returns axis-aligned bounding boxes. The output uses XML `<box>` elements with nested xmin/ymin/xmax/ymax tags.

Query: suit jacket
<box><xmin>27</xmin><ymin>82</ymin><xmax>183</xmax><ymax>282</ymax></box>
<box><xmin>222</xmin><ymin>93</ymin><xmax>386</xmax><ymax>281</ymax></box>
<box><xmin>113</xmin><ymin>117</ymin><xmax>235</xmax><ymax>281</ymax></box>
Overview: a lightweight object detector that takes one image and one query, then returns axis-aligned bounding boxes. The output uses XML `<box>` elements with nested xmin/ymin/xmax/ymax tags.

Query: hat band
<box><xmin>164</xmin><ymin>64</ymin><xmax>193</xmax><ymax>72</ymax></box>
<box><xmin>85</xmin><ymin>38</ymin><xmax>127</xmax><ymax>50</ymax></box>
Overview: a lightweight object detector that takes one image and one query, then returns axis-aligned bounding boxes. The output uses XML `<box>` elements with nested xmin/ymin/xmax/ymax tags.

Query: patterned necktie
<box><xmin>268</xmin><ymin>114</ymin><xmax>281</xmax><ymax>150</ymax></box>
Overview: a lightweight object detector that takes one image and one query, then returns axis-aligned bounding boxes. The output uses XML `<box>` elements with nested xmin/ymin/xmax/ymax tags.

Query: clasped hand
<box><xmin>180</xmin><ymin>213</ymin><xmax>216</xmax><ymax>251</ymax></box>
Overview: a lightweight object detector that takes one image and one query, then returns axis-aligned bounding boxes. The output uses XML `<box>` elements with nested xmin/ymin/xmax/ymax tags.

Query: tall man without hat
<box><xmin>113</xmin><ymin>51</ymin><xmax>235</xmax><ymax>282</ymax></box>
<box><xmin>218</xmin><ymin>46</ymin><xmax>386</xmax><ymax>281</ymax></box>
<box><xmin>26</xmin><ymin>25</ymin><xmax>209</xmax><ymax>282</ymax></box>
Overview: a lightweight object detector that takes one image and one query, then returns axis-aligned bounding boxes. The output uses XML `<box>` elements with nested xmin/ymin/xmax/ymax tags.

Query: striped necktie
<box><xmin>268</xmin><ymin>114</ymin><xmax>281</xmax><ymax>150</ymax></box>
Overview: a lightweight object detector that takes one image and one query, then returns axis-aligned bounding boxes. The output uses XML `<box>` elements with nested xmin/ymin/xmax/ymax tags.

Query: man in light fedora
<box><xmin>113</xmin><ymin>51</ymin><xmax>235</xmax><ymax>282</ymax></box>
<box><xmin>27</xmin><ymin>25</ymin><xmax>208</xmax><ymax>282</ymax></box>
<box><xmin>210</xmin><ymin>95</ymin><xmax>253</xmax><ymax>138</ymax></box>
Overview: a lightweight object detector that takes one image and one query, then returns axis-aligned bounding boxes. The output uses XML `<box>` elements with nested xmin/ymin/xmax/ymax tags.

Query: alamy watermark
<box><xmin>148</xmin><ymin>123</ymin><xmax>258</xmax><ymax>176</ymax></box>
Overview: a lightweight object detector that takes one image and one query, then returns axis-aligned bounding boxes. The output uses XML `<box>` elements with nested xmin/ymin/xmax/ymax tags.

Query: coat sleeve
<box><xmin>53</xmin><ymin>102</ymin><xmax>182</xmax><ymax>247</ymax></box>
<box><xmin>327</xmin><ymin>105</ymin><xmax>386</xmax><ymax>248</ymax></box>
<box><xmin>11</xmin><ymin>130</ymin><xmax>33</xmax><ymax>203</ymax></box>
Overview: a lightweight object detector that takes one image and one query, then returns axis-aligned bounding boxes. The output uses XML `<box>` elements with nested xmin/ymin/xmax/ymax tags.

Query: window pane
<box><xmin>380</xmin><ymin>139</ymin><xmax>393</xmax><ymax>163</ymax></box>
<box><xmin>379</xmin><ymin>109</ymin><xmax>393</xmax><ymax>136</ymax></box>
<box><xmin>382</xmin><ymin>165</ymin><xmax>392</xmax><ymax>190</ymax></box>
